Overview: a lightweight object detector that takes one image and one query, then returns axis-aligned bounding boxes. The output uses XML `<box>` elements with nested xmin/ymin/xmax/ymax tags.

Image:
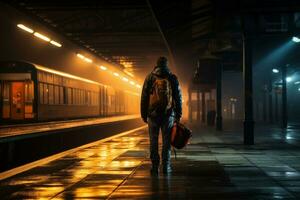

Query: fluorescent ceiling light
<box><xmin>100</xmin><ymin>66</ymin><xmax>107</xmax><ymax>70</ymax></box>
<box><xmin>34</xmin><ymin>32</ymin><xmax>50</xmax><ymax>42</ymax></box>
<box><xmin>17</xmin><ymin>24</ymin><xmax>34</xmax><ymax>33</ymax></box>
<box><xmin>50</xmin><ymin>40</ymin><xmax>62</xmax><ymax>47</ymax></box>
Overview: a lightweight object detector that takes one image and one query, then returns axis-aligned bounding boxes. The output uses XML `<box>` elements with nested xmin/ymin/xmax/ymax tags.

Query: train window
<box><xmin>25</xmin><ymin>81</ymin><xmax>34</xmax><ymax>103</ymax></box>
<box><xmin>3</xmin><ymin>82</ymin><xmax>10</xmax><ymax>101</ymax></box>
<box><xmin>63</xmin><ymin>87</ymin><xmax>67</xmax><ymax>104</ymax></box>
<box><xmin>39</xmin><ymin>83</ymin><xmax>44</xmax><ymax>104</ymax></box>
<box><xmin>43</xmin><ymin>84</ymin><xmax>48</xmax><ymax>104</ymax></box>
<box><xmin>54</xmin><ymin>85</ymin><xmax>59</xmax><ymax>104</ymax></box>
<box><xmin>72</xmin><ymin>88</ymin><xmax>76</xmax><ymax>105</ymax></box>
<box><xmin>59</xmin><ymin>86</ymin><xmax>64</xmax><ymax>104</ymax></box>
<box><xmin>80</xmin><ymin>90</ymin><xmax>84</xmax><ymax>105</ymax></box>
<box><xmin>86</xmin><ymin>91</ymin><xmax>91</xmax><ymax>105</ymax></box>
<box><xmin>47</xmin><ymin>73</ymin><xmax>54</xmax><ymax>84</ymax></box>
<box><xmin>67</xmin><ymin>88</ymin><xmax>72</xmax><ymax>105</ymax></box>
<box><xmin>38</xmin><ymin>72</ymin><xmax>45</xmax><ymax>82</ymax></box>
<box><xmin>48</xmin><ymin>84</ymin><xmax>54</xmax><ymax>105</ymax></box>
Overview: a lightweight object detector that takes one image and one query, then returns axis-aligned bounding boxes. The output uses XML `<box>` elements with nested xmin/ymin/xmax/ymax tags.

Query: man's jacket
<box><xmin>140</xmin><ymin>65</ymin><xmax>182</xmax><ymax>122</ymax></box>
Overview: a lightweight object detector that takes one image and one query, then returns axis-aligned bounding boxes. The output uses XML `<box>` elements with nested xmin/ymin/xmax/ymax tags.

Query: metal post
<box><xmin>275</xmin><ymin>90</ymin><xmax>278</xmax><ymax>123</ymax></box>
<box><xmin>188</xmin><ymin>88</ymin><xmax>192</xmax><ymax>123</ymax></box>
<box><xmin>201</xmin><ymin>92</ymin><xmax>206</xmax><ymax>123</ymax></box>
<box><xmin>281</xmin><ymin>65</ymin><xmax>287</xmax><ymax>128</ymax></box>
<box><xmin>268</xmin><ymin>78</ymin><xmax>273</xmax><ymax>123</ymax></box>
<box><xmin>263</xmin><ymin>88</ymin><xmax>267</xmax><ymax>122</ymax></box>
<box><xmin>243</xmin><ymin>34</ymin><xmax>254</xmax><ymax>145</ymax></box>
<box><xmin>197</xmin><ymin>90</ymin><xmax>201</xmax><ymax>121</ymax></box>
<box><xmin>216</xmin><ymin>61</ymin><xmax>223</xmax><ymax>130</ymax></box>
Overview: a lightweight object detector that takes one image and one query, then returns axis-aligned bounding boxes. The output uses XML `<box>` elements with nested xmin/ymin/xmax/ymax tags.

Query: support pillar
<box><xmin>197</xmin><ymin>90</ymin><xmax>201</xmax><ymax>121</ymax></box>
<box><xmin>243</xmin><ymin>29</ymin><xmax>254</xmax><ymax>145</ymax></box>
<box><xmin>188</xmin><ymin>88</ymin><xmax>192</xmax><ymax>123</ymax></box>
<box><xmin>263</xmin><ymin>88</ymin><xmax>267</xmax><ymax>122</ymax></box>
<box><xmin>216</xmin><ymin>62</ymin><xmax>223</xmax><ymax>131</ymax></box>
<box><xmin>268</xmin><ymin>78</ymin><xmax>273</xmax><ymax>123</ymax></box>
<box><xmin>281</xmin><ymin>65</ymin><xmax>287</xmax><ymax>128</ymax></box>
<box><xmin>275</xmin><ymin>90</ymin><xmax>278</xmax><ymax>123</ymax></box>
<box><xmin>201</xmin><ymin>92</ymin><xmax>206</xmax><ymax>123</ymax></box>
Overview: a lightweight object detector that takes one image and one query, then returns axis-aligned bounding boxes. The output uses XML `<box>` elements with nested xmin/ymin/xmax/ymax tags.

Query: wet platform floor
<box><xmin>1</xmin><ymin>125</ymin><xmax>300</xmax><ymax>199</ymax></box>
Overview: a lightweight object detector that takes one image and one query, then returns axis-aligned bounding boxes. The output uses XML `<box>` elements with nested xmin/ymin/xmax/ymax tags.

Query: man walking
<box><xmin>141</xmin><ymin>56</ymin><xmax>182</xmax><ymax>174</ymax></box>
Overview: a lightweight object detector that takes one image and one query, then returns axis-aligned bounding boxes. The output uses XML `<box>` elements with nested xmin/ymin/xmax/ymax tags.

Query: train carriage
<box><xmin>0</xmin><ymin>61</ymin><xmax>140</xmax><ymax>122</ymax></box>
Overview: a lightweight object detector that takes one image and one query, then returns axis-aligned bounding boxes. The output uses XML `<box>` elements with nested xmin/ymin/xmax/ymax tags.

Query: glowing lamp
<box><xmin>292</xmin><ymin>36</ymin><xmax>300</xmax><ymax>43</ymax></box>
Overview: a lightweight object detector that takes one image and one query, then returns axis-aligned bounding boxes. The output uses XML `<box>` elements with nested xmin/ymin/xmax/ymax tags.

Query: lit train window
<box><xmin>48</xmin><ymin>84</ymin><xmax>54</xmax><ymax>105</ymax></box>
<box><xmin>39</xmin><ymin>83</ymin><xmax>44</xmax><ymax>104</ymax></box>
<box><xmin>67</xmin><ymin>88</ymin><xmax>72</xmax><ymax>105</ymax></box>
<box><xmin>59</xmin><ymin>86</ymin><xmax>64</xmax><ymax>104</ymax></box>
<box><xmin>44</xmin><ymin>84</ymin><xmax>48</xmax><ymax>104</ymax></box>
<box><xmin>54</xmin><ymin>85</ymin><xmax>59</xmax><ymax>104</ymax></box>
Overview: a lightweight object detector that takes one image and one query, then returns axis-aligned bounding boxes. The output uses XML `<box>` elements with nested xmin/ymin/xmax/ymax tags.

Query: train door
<box><xmin>11</xmin><ymin>82</ymin><xmax>25</xmax><ymax>120</ymax></box>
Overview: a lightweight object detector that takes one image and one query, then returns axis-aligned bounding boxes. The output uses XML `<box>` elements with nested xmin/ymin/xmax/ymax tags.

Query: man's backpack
<box><xmin>171</xmin><ymin>122</ymin><xmax>192</xmax><ymax>149</ymax></box>
<box><xmin>149</xmin><ymin>75</ymin><xmax>172</xmax><ymax>113</ymax></box>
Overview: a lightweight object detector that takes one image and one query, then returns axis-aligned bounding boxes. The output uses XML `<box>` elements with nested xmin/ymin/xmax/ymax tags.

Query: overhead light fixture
<box><xmin>136</xmin><ymin>84</ymin><xmax>141</xmax><ymax>88</ymax></box>
<box><xmin>122</xmin><ymin>77</ymin><xmax>128</xmax><ymax>82</ymax></box>
<box><xmin>17</xmin><ymin>24</ymin><xmax>62</xmax><ymax>48</ymax></box>
<box><xmin>99</xmin><ymin>66</ymin><xmax>107</xmax><ymax>70</ymax></box>
<box><xmin>76</xmin><ymin>53</ymin><xmax>92</xmax><ymax>63</ymax></box>
<box><xmin>130</xmin><ymin>81</ymin><xmax>135</xmax><ymax>85</ymax></box>
<box><xmin>292</xmin><ymin>36</ymin><xmax>300</xmax><ymax>43</ymax></box>
<box><xmin>295</xmin><ymin>81</ymin><xmax>300</xmax><ymax>85</ymax></box>
<box><xmin>113</xmin><ymin>72</ymin><xmax>119</xmax><ymax>77</ymax></box>
<box><xmin>77</xmin><ymin>53</ymin><xmax>84</xmax><ymax>59</ymax></box>
<box><xmin>17</xmin><ymin>24</ymin><xmax>34</xmax><ymax>33</ymax></box>
<box><xmin>84</xmin><ymin>58</ymin><xmax>92</xmax><ymax>63</ymax></box>
<box><xmin>33</xmin><ymin>32</ymin><xmax>50</xmax><ymax>42</ymax></box>
<box><xmin>272</xmin><ymin>68</ymin><xmax>279</xmax><ymax>73</ymax></box>
<box><xmin>286</xmin><ymin>77</ymin><xmax>292</xmax><ymax>82</ymax></box>
<box><xmin>50</xmin><ymin>40</ymin><xmax>62</xmax><ymax>47</ymax></box>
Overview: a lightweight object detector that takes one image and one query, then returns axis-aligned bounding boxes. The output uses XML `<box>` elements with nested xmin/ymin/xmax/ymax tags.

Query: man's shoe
<box><xmin>162</xmin><ymin>165</ymin><xmax>172</xmax><ymax>174</ymax></box>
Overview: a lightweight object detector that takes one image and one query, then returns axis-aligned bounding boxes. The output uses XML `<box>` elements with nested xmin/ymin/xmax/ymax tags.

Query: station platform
<box><xmin>1</xmin><ymin>123</ymin><xmax>300</xmax><ymax>199</ymax></box>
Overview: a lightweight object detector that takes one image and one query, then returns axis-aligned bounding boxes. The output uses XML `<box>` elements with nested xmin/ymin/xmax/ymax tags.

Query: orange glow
<box><xmin>50</xmin><ymin>40</ymin><xmax>62</xmax><ymax>47</ymax></box>
<box><xmin>35</xmin><ymin>65</ymin><xmax>101</xmax><ymax>85</ymax></box>
<box><xmin>84</xmin><ymin>58</ymin><xmax>93</xmax><ymax>63</ymax></box>
<box><xmin>33</xmin><ymin>32</ymin><xmax>50</xmax><ymax>42</ymax></box>
<box><xmin>136</xmin><ymin>84</ymin><xmax>141</xmax><ymax>88</ymax></box>
<box><xmin>122</xmin><ymin>77</ymin><xmax>128</xmax><ymax>82</ymax></box>
<box><xmin>100</xmin><ymin>66</ymin><xmax>107</xmax><ymax>70</ymax></box>
<box><xmin>77</xmin><ymin>53</ymin><xmax>93</xmax><ymax>63</ymax></box>
<box><xmin>130</xmin><ymin>81</ymin><xmax>135</xmax><ymax>85</ymax></box>
<box><xmin>77</xmin><ymin>53</ymin><xmax>84</xmax><ymax>59</ymax></box>
<box><xmin>113</xmin><ymin>72</ymin><xmax>119</xmax><ymax>77</ymax></box>
<box><xmin>124</xmin><ymin>69</ymin><xmax>134</xmax><ymax>77</ymax></box>
<box><xmin>17</xmin><ymin>24</ymin><xmax>34</xmax><ymax>33</ymax></box>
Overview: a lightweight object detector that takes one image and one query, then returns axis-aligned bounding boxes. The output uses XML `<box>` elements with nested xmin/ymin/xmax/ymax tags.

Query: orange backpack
<box><xmin>149</xmin><ymin>75</ymin><xmax>172</xmax><ymax>113</ymax></box>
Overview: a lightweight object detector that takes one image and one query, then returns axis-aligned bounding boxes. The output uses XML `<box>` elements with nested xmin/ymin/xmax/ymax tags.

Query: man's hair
<box><xmin>157</xmin><ymin>56</ymin><xmax>168</xmax><ymax>67</ymax></box>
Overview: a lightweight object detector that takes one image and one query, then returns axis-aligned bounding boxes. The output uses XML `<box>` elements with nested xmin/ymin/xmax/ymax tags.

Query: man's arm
<box><xmin>171</xmin><ymin>74</ymin><xmax>182</xmax><ymax>121</ymax></box>
<box><xmin>140</xmin><ymin>74</ymin><xmax>151</xmax><ymax>123</ymax></box>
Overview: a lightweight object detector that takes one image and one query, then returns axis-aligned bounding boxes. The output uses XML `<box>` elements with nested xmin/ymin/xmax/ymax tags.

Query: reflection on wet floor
<box><xmin>1</xmin><ymin>125</ymin><xmax>300</xmax><ymax>199</ymax></box>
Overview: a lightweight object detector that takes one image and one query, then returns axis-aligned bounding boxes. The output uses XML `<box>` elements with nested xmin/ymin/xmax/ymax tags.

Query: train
<box><xmin>0</xmin><ymin>61</ymin><xmax>140</xmax><ymax>122</ymax></box>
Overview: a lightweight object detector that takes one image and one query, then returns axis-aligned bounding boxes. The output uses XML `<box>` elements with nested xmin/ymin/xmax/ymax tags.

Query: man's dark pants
<box><xmin>147</xmin><ymin>115</ymin><xmax>174</xmax><ymax>168</ymax></box>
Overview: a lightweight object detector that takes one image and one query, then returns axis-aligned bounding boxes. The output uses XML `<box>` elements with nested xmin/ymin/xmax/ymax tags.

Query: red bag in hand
<box><xmin>171</xmin><ymin>122</ymin><xmax>192</xmax><ymax>149</ymax></box>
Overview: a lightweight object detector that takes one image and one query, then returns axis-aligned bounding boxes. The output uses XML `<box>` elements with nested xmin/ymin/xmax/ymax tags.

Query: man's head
<box><xmin>156</xmin><ymin>56</ymin><xmax>168</xmax><ymax>67</ymax></box>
